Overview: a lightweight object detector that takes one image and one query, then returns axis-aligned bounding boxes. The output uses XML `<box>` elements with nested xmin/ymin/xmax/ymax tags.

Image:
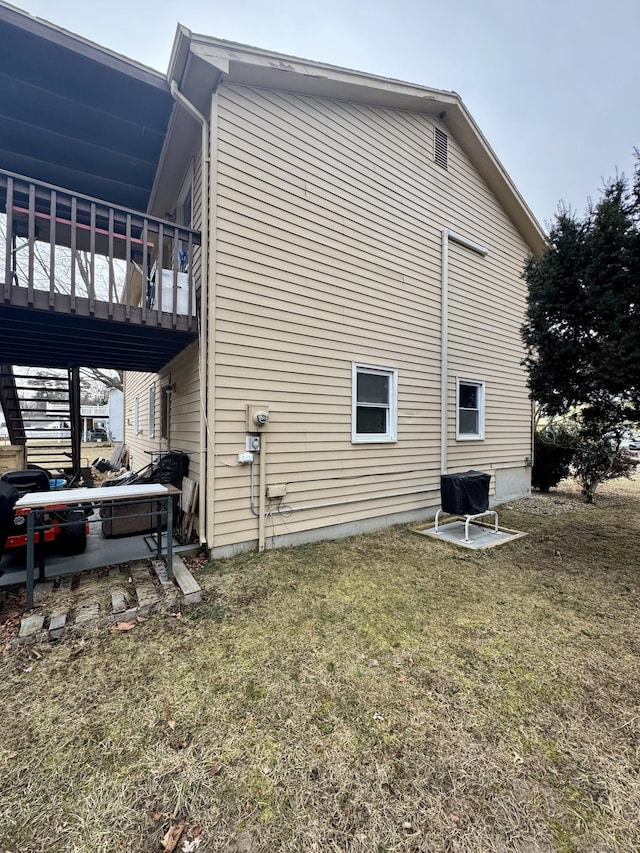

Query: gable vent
<box><xmin>434</xmin><ymin>127</ymin><xmax>448</xmax><ymax>169</ymax></box>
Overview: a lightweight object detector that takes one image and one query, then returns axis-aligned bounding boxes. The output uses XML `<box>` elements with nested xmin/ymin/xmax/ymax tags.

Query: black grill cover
<box><xmin>440</xmin><ymin>470</ymin><xmax>490</xmax><ymax>515</ymax></box>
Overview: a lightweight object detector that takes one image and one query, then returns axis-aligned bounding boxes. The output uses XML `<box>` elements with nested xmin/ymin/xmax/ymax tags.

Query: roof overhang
<box><xmin>0</xmin><ymin>1</ymin><xmax>173</xmax><ymax>211</ymax></box>
<box><xmin>166</xmin><ymin>28</ymin><xmax>546</xmax><ymax>256</ymax></box>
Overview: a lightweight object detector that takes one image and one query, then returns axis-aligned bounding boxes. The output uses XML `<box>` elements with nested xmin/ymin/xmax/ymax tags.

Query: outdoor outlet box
<box><xmin>266</xmin><ymin>483</ymin><xmax>287</xmax><ymax>499</ymax></box>
<box><xmin>246</xmin><ymin>435</ymin><xmax>261</xmax><ymax>452</ymax></box>
<box><xmin>237</xmin><ymin>452</ymin><xmax>254</xmax><ymax>464</ymax></box>
<box><xmin>246</xmin><ymin>403</ymin><xmax>270</xmax><ymax>430</ymax></box>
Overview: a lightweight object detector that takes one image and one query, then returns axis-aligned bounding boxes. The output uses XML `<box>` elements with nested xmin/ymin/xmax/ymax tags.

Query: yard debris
<box><xmin>109</xmin><ymin>621</ymin><xmax>136</xmax><ymax>633</ymax></box>
<box><xmin>160</xmin><ymin>821</ymin><xmax>186</xmax><ymax>852</ymax></box>
<box><xmin>69</xmin><ymin>639</ymin><xmax>86</xmax><ymax>657</ymax></box>
<box><xmin>207</xmin><ymin>762</ymin><xmax>223</xmax><ymax>777</ymax></box>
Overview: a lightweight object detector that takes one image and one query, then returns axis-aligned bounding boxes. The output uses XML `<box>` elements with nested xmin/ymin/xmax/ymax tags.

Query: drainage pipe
<box><xmin>169</xmin><ymin>80</ymin><xmax>210</xmax><ymax>546</ymax></box>
<box><xmin>258</xmin><ymin>434</ymin><xmax>267</xmax><ymax>551</ymax></box>
<box><xmin>440</xmin><ymin>229</ymin><xmax>488</xmax><ymax>475</ymax></box>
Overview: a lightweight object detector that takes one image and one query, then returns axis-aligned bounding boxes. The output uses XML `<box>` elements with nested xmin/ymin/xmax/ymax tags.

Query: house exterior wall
<box><xmin>207</xmin><ymin>84</ymin><xmax>533</xmax><ymax>555</ymax></box>
<box><xmin>123</xmin><ymin>345</ymin><xmax>201</xmax><ymax>480</ymax></box>
<box><xmin>122</xmin><ymin>370</ymin><xmax>159</xmax><ymax>472</ymax></box>
<box><xmin>123</xmin><ymin>148</ymin><xmax>204</xmax><ymax>482</ymax></box>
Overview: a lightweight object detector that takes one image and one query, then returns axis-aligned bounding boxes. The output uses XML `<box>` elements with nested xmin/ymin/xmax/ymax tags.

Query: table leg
<box><xmin>167</xmin><ymin>496</ymin><xmax>174</xmax><ymax>579</ymax></box>
<box><xmin>26</xmin><ymin>511</ymin><xmax>35</xmax><ymax>610</ymax></box>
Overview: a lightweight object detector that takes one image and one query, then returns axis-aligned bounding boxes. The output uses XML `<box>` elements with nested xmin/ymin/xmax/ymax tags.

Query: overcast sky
<box><xmin>11</xmin><ymin>0</ymin><xmax>640</xmax><ymax>230</ymax></box>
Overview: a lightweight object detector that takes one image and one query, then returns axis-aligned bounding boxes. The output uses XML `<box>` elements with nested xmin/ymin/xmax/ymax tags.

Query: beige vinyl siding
<box><xmin>122</xmin><ymin>134</ymin><xmax>204</xmax><ymax>479</ymax></box>
<box><xmin>123</xmin><ymin>371</ymin><xmax>158</xmax><ymax>471</ymax></box>
<box><xmin>208</xmin><ymin>84</ymin><xmax>532</xmax><ymax>551</ymax></box>
<box><xmin>162</xmin><ymin>342</ymin><xmax>201</xmax><ymax>484</ymax></box>
<box><xmin>123</xmin><ymin>342</ymin><xmax>201</xmax><ymax>482</ymax></box>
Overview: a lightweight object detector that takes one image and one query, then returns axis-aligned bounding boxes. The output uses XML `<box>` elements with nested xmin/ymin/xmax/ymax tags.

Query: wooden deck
<box><xmin>0</xmin><ymin>169</ymin><xmax>201</xmax><ymax>371</ymax></box>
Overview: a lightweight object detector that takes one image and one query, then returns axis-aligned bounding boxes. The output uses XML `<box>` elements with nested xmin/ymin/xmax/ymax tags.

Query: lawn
<box><xmin>1</xmin><ymin>478</ymin><xmax>639</xmax><ymax>852</ymax></box>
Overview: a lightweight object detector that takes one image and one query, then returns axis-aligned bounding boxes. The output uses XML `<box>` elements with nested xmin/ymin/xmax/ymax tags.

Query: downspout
<box><xmin>170</xmin><ymin>80</ymin><xmax>209</xmax><ymax>546</ymax></box>
<box><xmin>440</xmin><ymin>229</ymin><xmax>488</xmax><ymax>475</ymax></box>
<box><xmin>258</xmin><ymin>433</ymin><xmax>267</xmax><ymax>552</ymax></box>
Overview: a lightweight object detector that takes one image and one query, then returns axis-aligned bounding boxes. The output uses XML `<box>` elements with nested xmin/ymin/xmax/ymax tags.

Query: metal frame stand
<box><xmin>24</xmin><ymin>490</ymin><xmax>175</xmax><ymax>610</ymax></box>
<box><xmin>434</xmin><ymin>508</ymin><xmax>499</xmax><ymax>543</ymax></box>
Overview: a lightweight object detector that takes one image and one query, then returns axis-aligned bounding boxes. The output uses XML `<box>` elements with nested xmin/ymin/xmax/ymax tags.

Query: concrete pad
<box><xmin>74</xmin><ymin>603</ymin><xmax>100</xmax><ymax>625</ymax></box>
<box><xmin>19</xmin><ymin>613</ymin><xmax>45</xmax><ymax>638</ymax></box>
<box><xmin>415</xmin><ymin>519</ymin><xmax>527</xmax><ymax>550</ymax></box>
<box><xmin>48</xmin><ymin>611</ymin><xmax>67</xmax><ymax>640</ymax></box>
<box><xmin>129</xmin><ymin>562</ymin><xmax>162</xmax><ymax>615</ymax></box>
<box><xmin>111</xmin><ymin>591</ymin><xmax>128</xmax><ymax>613</ymax></box>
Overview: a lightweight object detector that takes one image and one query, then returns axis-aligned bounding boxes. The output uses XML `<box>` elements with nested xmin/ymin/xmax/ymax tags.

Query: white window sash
<box><xmin>352</xmin><ymin>362</ymin><xmax>398</xmax><ymax>443</ymax></box>
<box><xmin>456</xmin><ymin>378</ymin><xmax>485</xmax><ymax>440</ymax></box>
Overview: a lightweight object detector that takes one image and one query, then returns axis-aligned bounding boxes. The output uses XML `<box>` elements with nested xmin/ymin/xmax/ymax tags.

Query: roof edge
<box><xmin>0</xmin><ymin>0</ymin><xmax>169</xmax><ymax>90</ymax></box>
<box><xmin>170</xmin><ymin>30</ymin><xmax>546</xmax><ymax>253</ymax></box>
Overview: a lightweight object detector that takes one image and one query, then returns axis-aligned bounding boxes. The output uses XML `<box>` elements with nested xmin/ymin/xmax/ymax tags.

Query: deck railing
<box><xmin>0</xmin><ymin>169</ymin><xmax>201</xmax><ymax>331</ymax></box>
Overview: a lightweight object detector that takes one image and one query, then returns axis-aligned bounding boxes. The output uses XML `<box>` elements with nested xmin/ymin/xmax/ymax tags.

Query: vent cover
<box><xmin>434</xmin><ymin>127</ymin><xmax>448</xmax><ymax>169</ymax></box>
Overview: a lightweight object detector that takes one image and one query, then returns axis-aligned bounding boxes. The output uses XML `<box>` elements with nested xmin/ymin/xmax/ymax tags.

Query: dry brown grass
<box><xmin>1</xmin><ymin>477</ymin><xmax>639</xmax><ymax>852</ymax></box>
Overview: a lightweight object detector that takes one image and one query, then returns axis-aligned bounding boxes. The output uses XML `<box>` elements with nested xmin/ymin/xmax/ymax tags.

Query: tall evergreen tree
<box><xmin>522</xmin><ymin>156</ymin><xmax>640</xmax><ymax>501</ymax></box>
<box><xmin>522</xmin><ymin>163</ymin><xmax>639</xmax><ymax>419</ymax></box>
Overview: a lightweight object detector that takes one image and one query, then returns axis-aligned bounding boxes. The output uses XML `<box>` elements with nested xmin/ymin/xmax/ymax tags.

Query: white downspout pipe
<box><xmin>440</xmin><ymin>229</ymin><xmax>488</xmax><ymax>475</ymax></box>
<box><xmin>258</xmin><ymin>434</ymin><xmax>267</xmax><ymax>552</ymax></box>
<box><xmin>170</xmin><ymin>80</ymin><xmax>210</xmax><ymax>546</ymax></box>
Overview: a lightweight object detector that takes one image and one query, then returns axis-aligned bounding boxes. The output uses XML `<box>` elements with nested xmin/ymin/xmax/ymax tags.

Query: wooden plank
<box><xmin>179</xmin><ymin>476</ymin><xmax>197</xmax><ymax>513</ymax></box>
<box><xmin>171</xmin><ymin>555</ymin><xmax>201</xmax><ymax>604</ymax></box>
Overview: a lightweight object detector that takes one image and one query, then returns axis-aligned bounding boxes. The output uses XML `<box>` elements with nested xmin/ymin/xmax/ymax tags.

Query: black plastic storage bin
<box><xmin>100</xmin><ymin>450</ymin><xmax>190</xmax><ymax>538</ymax></box>
<box><xmin>440</xmin><ymin>471</ymin><xmax>490</xmax><ymax>515</ymax></box>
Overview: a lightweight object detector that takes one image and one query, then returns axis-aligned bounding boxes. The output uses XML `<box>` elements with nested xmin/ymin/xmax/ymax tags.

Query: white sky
<box><xmin>11</xmin><ymin>0</ymin><xmax>640</xmax><ymax>229</ymax></box>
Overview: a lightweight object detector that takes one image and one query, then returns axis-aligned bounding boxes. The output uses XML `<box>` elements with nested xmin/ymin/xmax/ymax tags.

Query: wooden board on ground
<box><xmin>179</xmin><ymin>477</ymin><xmax>198</xmax><ymax>544</ymax></box>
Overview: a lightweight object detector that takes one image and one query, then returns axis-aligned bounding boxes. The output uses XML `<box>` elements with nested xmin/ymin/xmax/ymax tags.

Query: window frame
<box><xmin>148</xmin><ymin>384</ymin><xmax>156</xmax><ymax>439</ymax></box>
<box><xmin>456</xmin><ymin>377</ymin><xmax>485</xmax><ymax>440</ymax></box>
<box><xmin>351</xmin><ymin>362</ymin><xmax>398</xmax><ymax>444</ymax></box>
<box><xmin>161</xmin><ymin>386</ymin><xmax>171</xmax><ymax>440</ymax></box>
<box><xmin>133</xmin><ymin>396</ymin><xmax>140</xmax><ymax>436</ymax></box>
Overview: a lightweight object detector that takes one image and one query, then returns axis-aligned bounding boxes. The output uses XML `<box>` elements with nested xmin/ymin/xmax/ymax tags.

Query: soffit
<box><xmin>0</xmin><ymin>2</ymin><xmax>173</xmax><ymax>211</ymax></box>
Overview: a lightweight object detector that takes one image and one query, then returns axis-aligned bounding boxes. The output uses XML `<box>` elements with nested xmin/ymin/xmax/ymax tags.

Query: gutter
<box><xmin>440</xmin><ymin>229</ymin><xmax>488</xmax><ymax>474</ymax></box>
<box><xmin>169</xmin><ymin>80</ymin><xmax>210</xmax><ymax>547</ymax></box>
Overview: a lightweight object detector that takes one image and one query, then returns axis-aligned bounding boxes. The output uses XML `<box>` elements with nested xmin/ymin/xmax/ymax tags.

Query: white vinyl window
<box><xmin>161</xmin><ymin>387</ymin><xmax>171</xmax><ymax>440</ymax></box>
<box><xmin>456</xmin><ymin>378</ymin><xmax>485</xmax><ymax>440</ymax></box>
<box><xmin>148</xmin><ymin>385</ymin><xmax>156</xmax><ymax>438</ymax></box>
<box><xmin>352</xmin><ymin>363</ymin><xmax>398</xmax><ymax>443</ymax></box>
<box><xmin>133</xmin><ymin>396</ymin><xmax>140</xmax><ymax>435</ymax></box>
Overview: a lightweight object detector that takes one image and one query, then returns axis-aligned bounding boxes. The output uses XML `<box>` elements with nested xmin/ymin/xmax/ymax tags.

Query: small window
<box><xmin>148</xmin><ymin>385</ymin><xmax>156</xmax><ymax>439</ymax></box>
<box><xmin>352</xmin><ymin>363</ymin><xmax>398</xmax><ymax>443</ymax></box>
<box><xmin>161</xmin><ymin>387</ymin><xmax>171</xmax><ymax>440</ymax></box>
<box><xmin>133</xmin><ymin>396</ymin><xmax>140</xmax><ymax>435</ymax></box>
<box><xmin>434</xmin><ymin>127</ymin><xmax>448</xmax><ymax>169</ymax></box>
<box><xmin>456</xmin><ymin>378</ymin><xmax>485</xmax><ymax>440</ymax></box>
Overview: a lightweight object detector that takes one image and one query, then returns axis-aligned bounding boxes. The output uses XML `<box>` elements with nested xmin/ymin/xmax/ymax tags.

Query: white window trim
<box><xmin>456</xmin><ymin>377</ymin><xmax>485</xmax><ymax>440</ymax></box>
<box><xmin>352</xmin><ymin>362</ymin><xmax>398</xmax><ymax>443</ymax></box>
<box><xmin>148</xmin><ymin>384</ymin><xmax>156</xmax><ymax>439</ymax></box>
<box><xmin>133</xmin><ymin>396</ymin><xmax>140</xmax><ymax>436</ymax></box>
